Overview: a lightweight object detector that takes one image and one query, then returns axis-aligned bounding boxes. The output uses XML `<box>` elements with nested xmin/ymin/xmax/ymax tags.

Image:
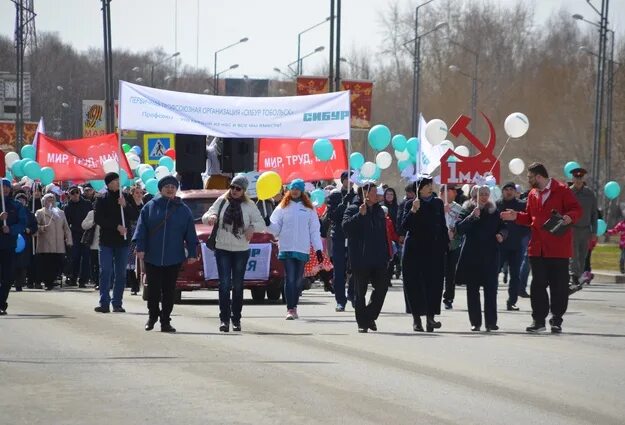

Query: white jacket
<box><xmin>202</xmin><ymin>195</ymin><xmax>266</xmax><ymax>252</ymax></box>
<box><xmin>269</xmin><ymin>201</ymin><xmax>323</xmax><ymax>255</ymax></box>
<box><xmin>81</xmin><ymin>210</ymin><xmax>101</xmax><ymax>250</ymax></box>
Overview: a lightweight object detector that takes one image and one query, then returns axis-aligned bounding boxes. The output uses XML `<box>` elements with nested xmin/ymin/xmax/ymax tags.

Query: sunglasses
<box><xmin>229</xmin><ymin>185</ymin><xmax>243</xmax><ymax>192</ymax></box>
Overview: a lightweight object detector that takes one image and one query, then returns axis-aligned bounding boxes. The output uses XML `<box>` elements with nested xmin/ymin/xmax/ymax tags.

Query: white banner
<box><xmin>201</xmin><ymin>243</ymin><xmax>272</xmax><ymax>281</ymax></box>
<box><xmin>119</xmin><ymin>81</ymin><xmax>351</xmax><ymax>139</ymax></box>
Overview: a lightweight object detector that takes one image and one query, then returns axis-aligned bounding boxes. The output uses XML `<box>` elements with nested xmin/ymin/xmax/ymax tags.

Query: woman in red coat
<box><xmin>501</xmin><ymin>163</ymin><xmax>582</xmax><ymax>334</ymax></box>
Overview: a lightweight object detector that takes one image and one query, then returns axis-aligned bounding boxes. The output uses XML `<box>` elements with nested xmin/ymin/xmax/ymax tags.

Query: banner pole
<box><xmin>116</xmin><ymin>86</ymin><xmax>127</xmax><ymax>241</ymax></box>
<box><xmin>1</xmin><ymin>182</ymin><xmax>6</xmax><ymax>227</ymax></box>
<box><xmin>32</xmin><ymin>181</ymin><xmax>37</xmax><ymax>255</ymax></box>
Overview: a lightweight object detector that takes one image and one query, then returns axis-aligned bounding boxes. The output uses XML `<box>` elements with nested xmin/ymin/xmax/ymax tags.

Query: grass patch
<box><xmin>592</xmin><ymin>244</ymin><xmax>621</xmax><ymax>272</ymax></box>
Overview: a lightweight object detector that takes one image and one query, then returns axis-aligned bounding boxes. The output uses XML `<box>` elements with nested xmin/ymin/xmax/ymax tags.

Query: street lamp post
<box><xmin>287</xmin><ymin>46</ymin><xmax>325</xmax><ymax>75</ymax></box>
<box><xmin>214</xmin><ymin>37</ymin><xmax>248</xmax><ymax>95</ymax></box>
<box><xmin>273</xmin><ymin>67</ymin><xmax>293</xmax><ymax>79</ymax></box>
<box><xmin>297</xmin><ymin>17</ymin><xmax>331</xmax><ymax>75</ymax></box>
<box><xmin>448</xmin><ymin>40</ymin><xmax>479</xmax><ymax>134</ymax></box>
<box><xmin>150</xmin><ymin>52</ymin><xmax>180</xmax><ymax>87</ymax></box>
<box><xmin>212</xmin><ymin>64</ymin><xmax>239</xmax><ymax>94</ymax></box>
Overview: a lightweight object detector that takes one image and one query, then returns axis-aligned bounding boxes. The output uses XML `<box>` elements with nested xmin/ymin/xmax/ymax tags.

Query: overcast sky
<box><xmin>1</xmin><ymin>0</ymin><xmax>623</xmax><ymax>79</ymax></box>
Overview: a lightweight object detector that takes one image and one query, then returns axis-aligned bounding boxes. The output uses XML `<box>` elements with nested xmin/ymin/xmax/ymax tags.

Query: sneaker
<box><xmin>550</xmin><ymin>324</ymin><xmax>562</xmax><ymax>334</ymax></box>
<box><xmin>507</xmin><ymin>304</ymin><xmax>520</xmax><ymax>311</ymax></box>
<box><xmin>160</xmin><ymin>323</ymin><xmax>176</xmax><ymax>333</ymax></box>
<box><xmin>286</xmin><ymin>309</ymin><xmax>296</xmax><ymax>320</ymax></box>
<box><xmin>0</xmin><ymin>310</ymin><xmax>7</xmax><ymax>316</ymax></box>
<box><xmin>368</xmin><ymin>321</ymin><xmax>377</xmax><ymax>332</ymax></box>
<box><xmin>526</xmin><ymin>322</ymin><xmax>546</xmax><ymax>333</ymax></box>
<box><xmin>232</xmin><ymin>320</ymin><xmax>241</xmax><ymax>332</ymax></box>
<box><xmin>357</xmin><ymin>327</ymin><xmax>368</xmax><ymax>333</ymax></box>
<box><xmin>518</xmin><ymin>291</ymin><xmax>530</xmax><ymax>298</ymax></box>
<box><xmin>486</xmin><ymin>325</ymin><xmax>499</xmax><ymax>332</ymax></box>
<box><xmin>335</xmin><ymin>304</ymin><xmax>345</xmax><ymax>312</ymax></box>
<box><xmin>443</xmin><ymin>300</ymin><xmax>453</xmax><ymax>310</ymax></box>
<box><xmin>293</xmin><ymin>308</ymin><xmax>299</xmax><ymax>319</ymax></box>
<box><xmin>94</xmin><ymin>306</ymin><xmax>110</xmax><ymax>313</ymax></box>
<box><xmin>145</xmin><ymin>319</ymin><xmax>156</xmax><ymax>331</ymax></box>
<box><xmin>112</xmin><ymin>306</ymin><xmax>126</xmax><ymax>313</ymax></box>
<box><xmin>471</xmin><ymin>325</ymin><xmax>481</xmax><ymax>332</ymax></box>
<box><xmin>219</xmin><ymin>321</ymin><xmax>229</xmax><ymax>332</ymax></box>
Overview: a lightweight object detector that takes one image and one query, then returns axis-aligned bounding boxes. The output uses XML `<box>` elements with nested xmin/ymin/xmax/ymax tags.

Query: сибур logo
<box><xmin>303</xmin><ymin>110</ymin><xmax>350</xmax><ymax>122</ymax></box>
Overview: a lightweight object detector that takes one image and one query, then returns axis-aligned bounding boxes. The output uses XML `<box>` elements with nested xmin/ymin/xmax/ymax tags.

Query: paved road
<box><xmin>1</xmin><ymin>280</ymin><xmax>624</xmax><ymax>425</ymax></box>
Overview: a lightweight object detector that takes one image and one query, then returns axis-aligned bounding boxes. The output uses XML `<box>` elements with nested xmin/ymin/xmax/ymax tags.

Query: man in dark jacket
<box><xmin>0</xmin><ymin>178</ymin><xmax>27</xmax><ymax>315</ymax></box>
<box><xmin>496</xmin><ymin>182</ymin><xmax>529</xmax><ymax>311</ymax></box>
<box><xmin>342</xmin><ymin>181</ymin><xmax>390</xmax><ymax>333</ymax></box>
<box><xmin>64</xmin><ymin>186</ymin><xmax>92</xmax><ymax>287</ymax></box>
<box><xmin>568</xmin><ymin>168</ymin><xmax>597</xmax><ymax>291</ymax></box>
<box><xmin>93</xmin><ymin>172</ymin><xmax>140</xmax><ymax>313</ymax></box>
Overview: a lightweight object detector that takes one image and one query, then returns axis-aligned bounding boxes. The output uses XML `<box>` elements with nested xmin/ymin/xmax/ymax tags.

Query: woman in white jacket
<box><xmin>269</xmin><ymin>179</ymin><xmax>323</xmax><ymax>320</ymax></box>
<box><xmin>35</xmin><ymin>194</ymin><xmax>72</xmax><ymax>290</ymax></box>
<box><xmin>203</xmin><ymin>175</ymin><xmax>266</xmax><ymax>332</ymax></box>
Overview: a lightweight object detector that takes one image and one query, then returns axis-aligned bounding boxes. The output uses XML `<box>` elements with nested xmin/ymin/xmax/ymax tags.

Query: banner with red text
<box><xmin>258</xmin><ymin>138</ymin><xmax>347</xmax><ymax>183</ymax></box>
<box><xmin>340</xmin><ymin>80</ymin><xmax>373</xmax><ymax>128</ymax></box>
<box><xmin>36</xmin><ymin>133</ymin><xmax>133</xmax><ymax>181</ymax></box>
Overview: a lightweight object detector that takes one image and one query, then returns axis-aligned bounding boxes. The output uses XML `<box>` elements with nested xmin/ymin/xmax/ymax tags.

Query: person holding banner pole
<box><xmin>203</xmin><ymin>175</ymin><xmax>266</xmax><ymax>332</ymax></box>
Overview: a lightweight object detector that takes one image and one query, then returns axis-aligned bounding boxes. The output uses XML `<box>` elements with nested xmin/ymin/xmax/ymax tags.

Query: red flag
<box><xmin>36</xmin><ymin>133</ymin><xmax>133</xmax><ymax>181</ymax></box>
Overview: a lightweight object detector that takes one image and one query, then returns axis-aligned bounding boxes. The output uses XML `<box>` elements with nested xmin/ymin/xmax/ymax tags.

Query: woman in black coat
<box><xmin>455</xmin><ymin>186</ymin><xmax>508</xmax><ymax>332</ymax></box>
<box><xmin>401</xmin><ymin>176</ymin><xmax>449</xmax><ymax>332</ymax></box>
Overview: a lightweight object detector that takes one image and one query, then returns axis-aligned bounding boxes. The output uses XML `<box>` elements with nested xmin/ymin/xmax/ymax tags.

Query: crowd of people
<box><xmin>0</xmin><ymin>161</ymin><xmax>614</xmax><ymax>335</ymax></box>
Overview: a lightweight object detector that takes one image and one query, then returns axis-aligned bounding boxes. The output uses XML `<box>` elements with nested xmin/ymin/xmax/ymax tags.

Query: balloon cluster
<box><xmin>4</xmin><ymin>145</ymin><xmax>56</xmax><ymax>185</ymax></box>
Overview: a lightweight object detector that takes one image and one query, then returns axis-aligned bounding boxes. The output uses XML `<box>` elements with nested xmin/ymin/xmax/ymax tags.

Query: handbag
<box><xmin>81</xmin><ymin>227</ymin><xmax>95</xmax><ymax>246</ymax></box>
<box><xmin>206</xmin><ymin>198</ymin><xmax>226</xmax><ymax>251</ymax></box>
<box><xmin>542</xmin><ymin>209</ymin><xmax>570</xmax><ymax>236</ymax></box>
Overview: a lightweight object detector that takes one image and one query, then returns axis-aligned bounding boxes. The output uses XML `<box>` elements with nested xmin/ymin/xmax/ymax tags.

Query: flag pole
<box><xmin>117</xmin><ymin>87</ymin><xmax>127</xmax><ymax>241</ymax></box>
<box><xmin>1</xmin><ymin>181</ymin><xmax>6</xmax><ymax>227</ymax></box>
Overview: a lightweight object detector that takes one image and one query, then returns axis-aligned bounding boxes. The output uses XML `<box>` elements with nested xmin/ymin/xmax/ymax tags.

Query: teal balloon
<box><xmin>563</xmin><ymin>161</ymin><xmax>580</xmax><ymax>179</ymax></box>
<box><xmin>158</xmin><ymin>156</ymin><xmax>175</xmax><ymax>172</ymax></box>
<box><xmin>90</xmin><ymin>180</ymin><xmax>105</xmax><ymax>191</ymax></box>
<box><xmin>5</xmin><ymin>170</ymin><xmax>13</xmax><ymax>181</ymax></box>
<box><xmin>406</xmin><ymin>137</ymin><xmax>420</xmax><ymax>155</ymax></box>
<box><xmin>15</xmin><ymin>234</ymin><xmax>25</xmax><ymax>253</ymax></box>
<box><xmin>119</xmin><ymin>169</ymin><xmax>130</xmax><ymax>187</ymax></box>
<box><xmin>391</xmin><ymin>134</ymin><xmax>407</xmax><ymax>152</ymax></box>
<box><xmin>604</xmin><ymin>181</ymin><xmax>621</xmax><ymax>200</ymax></box>
<box><xmin>20</xmin><ymin>144</ymin><xmax>36</xmax><ymax>160</ymax></box>
<box><xmin>447</xmin><ymin>155</ymin><xmax>459</xmax><ymax>163</ymax></box>
<box><xmin>12</xmin><ymin>159</ymin><xmax>26</xmax><ymax>178</ymax></box>
<box><xmin>597</xmin><ymin>219</ymin><xmax>607</xmax><ymax>236</ymax></box>
<box><xmin>23</xmin><ymin>161</ymin><xmax>42</xmax><ymax>180</ymax></box>
<box><xmin>311</xmin><ymin>188</ymin><xmax>326</xmax><ymax>205</ymax></box>
<box><xmin>313</xmin><ymin>138</ymin><xmax>334</xmax><ymax>161</ymax></box>
<box><xmin>371</xmin><ymin>167</ymin><xmax>382</xmax><ymax>181</ymax></box>
<box><xmin>39</xmin><ymin>167</ymin><xmax>55</xmax><ymax>185</ymax></box>
<box><xmin>368</xmin><ymin>124</ymin><xmax>391</xmax><ymax>151</ymax></box>
<box><xmin>140</xmin><ymin>168</ymin><xmax>155</xmax><ymax>183</ymax></box>
<box><xmin>349</xmin><ymin>152</ymin><xmax>365</xmax><ymax>170</ymax></box>
<box><xmin>145</xmin><ymin>178</ymin><xmax>159</xmax><ymax>195</ymax></box>
<box><xmin>398</xmin><ymin>160</ymin><xmax>411</xmax><ymax>171</ymax></box>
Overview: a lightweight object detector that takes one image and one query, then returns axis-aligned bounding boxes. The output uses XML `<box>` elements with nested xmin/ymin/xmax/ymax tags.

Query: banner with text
<box><xmin>119</xmin><ymin>81</ymin><xmax>350</xmax><ymax>139</ymax></box>
<box><xmin>36</xmin><ymin>133</ymin><xmax>133</xmax><ymax>181</ymax></box>
<box><xmin>82</xmin><ymin>100</ymin><xmax>106</xmax><ymax>137</ymax></box>
<box><xmin>201</xmin><ymin>243</ymin><xmax>271</xmax><ymax>281</ymax></box>
<box><xmin>258</xmin><ymin>138</ymin><xmax>347</xmax><ymax>182</ymax></box>
<box><xmin>340</xmin><ymin>80</ymin><xmax>373</xmax><ymax>129</ymax></box>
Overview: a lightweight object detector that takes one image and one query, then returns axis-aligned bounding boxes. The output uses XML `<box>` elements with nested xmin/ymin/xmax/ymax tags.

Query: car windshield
<box><xmin>184</xmin><ymin>198</ymin><xmax>216</xmax><ymax>221</ymax></box>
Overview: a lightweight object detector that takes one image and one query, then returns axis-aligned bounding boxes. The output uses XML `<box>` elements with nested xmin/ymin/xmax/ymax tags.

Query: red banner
<box><xmin>340</xmin><ymin>80</ymin><xmax>373</xmax><ymax>129</ymax></box>
<box><xmin>36</xmin><ymin>133</ymin><xmax>133</xmax><ymax>181</ymax></box>
<box><xmin>258</xmin><ymin>138</ymin><xmax>347</xmax><ymax>183</ymax></box>
<box><xmin>296</xmin><ymin>76</ymin><xmax>329</xmax><ymax>95</ymax></box>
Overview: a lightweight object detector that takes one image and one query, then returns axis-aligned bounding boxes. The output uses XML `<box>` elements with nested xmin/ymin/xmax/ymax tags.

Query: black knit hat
<box><xmin>158</xmin><ymin>175</ymin><xmax>180</xmax><ymax>191</ymax></box>
<box><xmin>104</xmin><ymin>172</ymin><xmax>119</xmax><ymax>186</ymax></box>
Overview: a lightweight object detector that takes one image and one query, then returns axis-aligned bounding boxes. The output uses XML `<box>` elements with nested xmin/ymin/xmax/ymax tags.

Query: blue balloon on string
<box><xmin>604</xmin><ymin>181</ymin><xmax>621</xmax><ymax>200</ymax></box>
<box><xmin>398</xmin><ymin>160</ymin><xmax>412</xmax><ymax>172</ymax></box>
<box><xmin>141</xmin><ymin>168</ymin><xmax>155</xmax><ymax>183</ymax></box>
<box><xmin>90</xmin><ymin>180</ymin><xmax>105</xmax><ymax>191</ymax></box>
<box><xmin>131</xmin><ymin>146</ymin><xmax>142</xmax><ymax>155</ymax></box>
<box><xmin>391</xmin><ymin>134</ymin><xmax>407</xmax><ymax>152</ymax></box>
<box><xmin>119</xmin><ymin>169</ymin><xmax>130</xmax><ymax>187</ymax></box>
<box><xmin>349</xmin><ymin>152</ymin><xmax>365</xmax><ymax>170</ymax></box>
<box><xmin>597</xmin><ymin>219</ymin><xmax>607</xmax><ymax>236</ymax></box>
<box><xmin>312</xmin><ymin>138</ymin><xmax>334</xmax><ymax>161</ymax></box>
<box><xmin>20</xmin><ymin>144</ymin><xmax>36</xmax><ymax>160</ymax></box>
<box><xmin>310</xmin><ymin>188</ymin><xmax>326</xmax><ymax>206</ymax></box>
<box><xmin>12</xmin><ymin>159</ymin><xmax>26</xmax><ymax>178</ymax></box>
<box><xmin>406</xmin><ymin>137</ymin><xmax>420</xmax><ymax>156</ymax></box>
<box><xmin>368</xmin><ymin>125</ymin><xmax>391</xmax><ymax>151</ymax></box>
<box><xmin>371</xmin><ymin>167</ymin><xmax>381</xmax><ymax>181</ymax></box>
<box><xmin>15</xmin><ymin>234</ymin><xmax>25</xmax><ymax>253</ymax></box>
<box><xmin>158</xmin><ymin>156</ymin><xmax>175</xmax><ymax>172</ymax></box>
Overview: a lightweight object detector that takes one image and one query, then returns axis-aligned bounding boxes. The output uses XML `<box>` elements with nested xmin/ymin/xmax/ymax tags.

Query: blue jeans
<box><xmin>519</xmin><ymin>236</ymin><xmax>530</xmax><ymax>293</ymax></box>
<box><xmin>332</xmin><ymin>236</ymin><xmax>347</xmax><ymax>306</ymax></box>
<box><xmin>282</xmin><ymin>258</ymin><xmax>306</xmax><ymax>310</ymax></box>
<box><xmin>71</xmin><ymin>235</ymin><xmax>90</xmax><ymax>283</ymax></box>
<box><xmin>215</xmin><ymin>249</ymin><xmax>250</xmax><ymax>322</ymax></box>
<box><xmin>99</xmin><ymin>245</ymin><xmax>129</xmax><ymax>308</ymax></box>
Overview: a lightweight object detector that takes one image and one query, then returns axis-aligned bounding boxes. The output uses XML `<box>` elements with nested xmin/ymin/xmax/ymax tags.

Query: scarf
<box><xmin>223</xmin><ymin>197</ymin><xmax>245</xmax><ymax>237</ymax></box>
<box><xmin>421</xmin><ymin>194</ymin><xmax>434</xmax><ymax>203</ymax></box>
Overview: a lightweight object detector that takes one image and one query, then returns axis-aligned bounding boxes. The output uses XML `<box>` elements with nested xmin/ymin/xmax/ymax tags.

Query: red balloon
<box><xmin>165</xmin><ymin>148</ymin><xmax>176</xmax><ymax>160</ymax></box>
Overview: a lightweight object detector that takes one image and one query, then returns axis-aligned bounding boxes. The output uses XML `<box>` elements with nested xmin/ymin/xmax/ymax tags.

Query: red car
<box><xmin>172</xmin><ymin>189</ymin><xmax>284</xmax><ymax>303</ymax></box>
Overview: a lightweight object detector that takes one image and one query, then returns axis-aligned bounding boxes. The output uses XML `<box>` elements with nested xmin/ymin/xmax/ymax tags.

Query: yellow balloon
<box><xmin>256</xmin><ymin>171</ymin><xmax>282</xmax><ymax>200</ymax></box>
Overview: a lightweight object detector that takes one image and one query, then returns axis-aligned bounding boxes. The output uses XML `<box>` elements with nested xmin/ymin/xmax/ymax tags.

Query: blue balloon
<box><xmin>368</xmin><ymin>125</ymin><xmax>391</xmax><ymax>151</ymax></box>
<box><xmin>349</xmin><ymin>152</ymin><xmax>365</xmax><ymax>170</ymax></box>
<box><xmin>12</xmin><ymin>159</ymin><xmax>26</xmax><ymax>178</ymax></box>
<box><xmin>23</xmin><ymin>161</ymin><xmax>42</xmax><ymax>180</ymax></box>
<box><xmin>119</xmin><ymin>169</ymin><xmax>130</xmax><ymax>187</ymax></box>
<box><xmin>391</xmin><ymin>134</ymin><xmax>407</xmax><ymax>152</ymax></box>
<box><xmin>40</xmin><ymin>167</ymin><xmax>55</xmax><ymax>185</ymax></box>
<box><xmin>313</xmin><ymin>138</ymin><xmax>334</xmax><ymax>161</ymax></box>
<box><xmin>90</xmin><ymin>180</ymin><xmax>105</xmax><ymax>191</ymax></box>
<box><xmin>406</xmin><ymin>137</ymin><xmax>420</xmax><ymax>156</ymax></box>
<box><xmin>310</xmin><ymin>188</ymin><xmax>326</xmax><ymax>206</ymax></box>
<box><xmin>398</xmin><ymin>160</ymin><xmax>412</xmax><ymax>171</ymax></box>
<box><xmin>145</xmin><ymin>178</ymin><xmax>159</xmax><ymax>195</ymax></box>
<box><xmin>20</xmin><ymin>144</ymin><xmax>36</xmax><ymax>160</ymax></box>
<box><xmin>15</xmin><ymin>234</ymin><xmax>25</xmax><ymax>253</ymax></box>
<box><xmin>158</xmin><ymin>156</ymin><xmax>175</xmax><ymax>172</ymax></box>
<box><xmin>447</xmin><ymin>155</ymin><xmax>459</xmax><ymax>163</ymax></box>
<box><xmin>371</xmin><ymin>167</ymin><xmax>382</xmax><ymax>181</ymax></box>
<box><xmin>131</xmin><ymin>145</ymin><xmax>142</xmax><ymax>155</ymax></box>
<box><xmin>604</xmin><ymin>181</ymin><xmax>621</xmax><ymax>200</ymax></box>
<box><xmin>141</xmin><ymin>168</ymin><xmax>155</xmax><ymax>183</ymax></box>
<box><xmin>597</xmin><ymin>219</ymin><xmax>607</xmax><ymax>236</ymax></box>
<box><xmin>563</xmin><ymin>161</ymin><xmax>581</xmax><ymax>179</ymax></box>
<box><xmin>5</xmin><ymin>170</ymin><xmax>13</xmax><ymax>181</ymax></box>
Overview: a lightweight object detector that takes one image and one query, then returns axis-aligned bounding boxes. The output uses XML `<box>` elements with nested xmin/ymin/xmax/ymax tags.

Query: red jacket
<box><xmin>385</xmin><ymin>216</ymin><xmax>400</xmax><ymax>258</ymax></box>
<box><xmin>516</xmin><ymin>178</ymin><xmax>582</xmax><ymax>258</ymax></box>
<box><xmin>608</xmin><ymin>220</ymin><xmax>625</xmax><ymax>249</ymax></box>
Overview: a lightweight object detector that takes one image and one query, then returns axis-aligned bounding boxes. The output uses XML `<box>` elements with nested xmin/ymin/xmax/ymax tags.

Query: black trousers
<box><xmin>145</xmin><ymin>262</ymin><xmax>180</xmax><ymax>324</ymax></box>
<box><xmin>353</xmin><ymin>267</ymin><xmax>389</xmax><ymax>328</ymax></box>
<box><xmin>0</xmin><ymin>249</ymin><xmax>16</xmax><ymax>311</ymax></box>
<box><xmin>443</xmin><ymin>248</ymin><xmax>460</xmax><ymax>302</ymax></box>
<box><xmin>466</xmin><ymin>275</ymin><xmax>498</xmax><ymax>328</ymax></box>
<box><xmin>529</xmin><ymin>257</ymin><xmax>569</xmax><ymax>326</ymax></box>
<box><xmin>403</xmin><ymin>255</ymin><xmax>445</xmax><ymax>319</ymax></box>
<box><xmin>36</xmin><ymin>253</ymin><xmax>63</xmax><ymax>288</ymax></box>
<box><xmin>90</xmin><ymin>250</ymin><xmax>99</xmax><ymax>285</ymax></box>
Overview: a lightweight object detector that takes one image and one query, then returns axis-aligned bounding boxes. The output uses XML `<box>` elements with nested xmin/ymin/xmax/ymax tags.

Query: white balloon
<box><xmin>454</xmin><ymin>145</ymin><xmax>470</xmax><ymax>157</ymax></box>
<box><xmin>102</xmin><ymin>158</ymin><xmax>119</xmax><ymax>174</ymax></box>
<box><xmin>5</xmin><ymin>152</ymin><xmax>20</xmax><ymax>168</ymax></box>
<box><xmin>425</xmin><ymin>119</ymin><xmax>448</xmax><ymax>144</ymax></box>
<box><xmin>508</xmin><ymin>158</ymin><xmax>525</xmax><ymax>175</ymax></box>
<box><xmin>137</xmin><ymin>164</ymin><xmax>152</xmax><ymax>176</ymax></box>
<box><xmin>154</xmin><ymin>165</ymin><xmax>170</xmax><ymax>180</ymax></box>
<box><xmin>125</xmin><ymin>153</ymin><xmax>141</xmax><ymax>170</ymax></box>
<box><xmin>395</xmin><ymin>149</ymin><xmax>410</xmax><ymax>161</ymax></box>
<box><xmin>360</xmin><ymin>161</ymin><xmax>377</xmax><ymax>178</ymax></box>
<box><xmin>461</xmin><ymin>184</ymin><xmax>471</xmax><ymax>195</ymax></box>
<box><xmin>490</xmin><ymin>186</ymin><xmax>502</xmax><ymax>203</ymax></box>
<box><xmin>375</xmin><ymin>151</ymin><xmax>393</xmax><ymax>170</ymax></box>
<box><xmin>439</xmin><ymin>140</ymin><xmax>455</xmax><ymax>151</ymax></box>
<box><xmin>504</xmin><ymin>112</ymin><xmax>529</xmax><ymax>138</ymax></box>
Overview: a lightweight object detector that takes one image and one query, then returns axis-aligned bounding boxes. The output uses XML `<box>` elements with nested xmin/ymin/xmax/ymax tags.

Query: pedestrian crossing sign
<box><xmin>143</xmin><ymin>133</ymin><xmax>175</xmax><ymax>165</ymax></box>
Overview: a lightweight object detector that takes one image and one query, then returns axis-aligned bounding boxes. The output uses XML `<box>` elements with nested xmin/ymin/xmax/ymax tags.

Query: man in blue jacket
<box><xmin>342</xmin><ymin>181</ymin><xmax>390</xmax><ymax>333</ymax></box>
<box><xmin>0</xmin><ymin>179</ymin><xmax>27</xmax><ymax>315</ymax></box>
<box><xmin>133</xmin><ymin>175</ymin><xmax>198</xmax><ymax>333</ymax></box>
